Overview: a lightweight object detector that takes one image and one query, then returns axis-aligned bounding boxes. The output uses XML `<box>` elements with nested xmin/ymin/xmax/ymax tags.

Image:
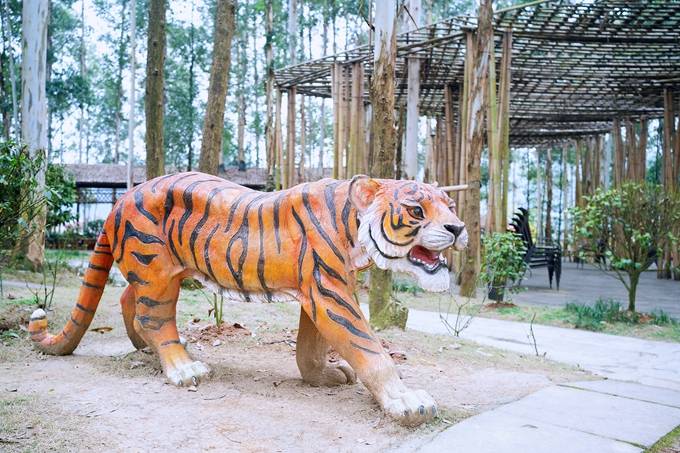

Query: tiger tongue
<box><xmin>409</xmin><ymin>245</ymin><xmax>439</xmax><ymax>265</ymax></box>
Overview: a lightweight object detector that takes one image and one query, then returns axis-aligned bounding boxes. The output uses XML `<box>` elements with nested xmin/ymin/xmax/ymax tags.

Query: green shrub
<box><xmin>651</xmin><ymin>310</ymin><xmax>676</xmax><ymax>326</ymax></box>
<box><xmin>0</xmin><ymin>140</ymin><xmax>45</xmax><ymax>266</ymax></box>
<box><xmin>84</xmin><ymin>219</ymin><xmax>105</xmax><ymax>238</ymax></box>
<box><xmin>481</xmin><ymin>232</ymin><xmax>528</xmax><ymax>301</ymax></box>
<box><xmin>573</xmin><ymin>183</ymin><xmax>680</xmax><ymax>312</ymax></box>
<box><xmin>45</xmin><ymin>164</ymin><xmax>76</xmax><ymax>229</ymax></box>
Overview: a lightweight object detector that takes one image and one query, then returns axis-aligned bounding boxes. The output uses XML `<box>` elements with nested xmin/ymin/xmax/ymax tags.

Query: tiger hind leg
<box><xmin>120</xmin><ymin>285</ymin><xmax>147</xmax><ymax>350</ymax></box>
<box><xmin>132</xmin><ymin>276</ymin><xmax>210</xmax><ymax>386</ymax></box>
<box><xmin>296</xmin><ymin>307</ymin><xmax>356</xmax><ymax>386</ymax></box>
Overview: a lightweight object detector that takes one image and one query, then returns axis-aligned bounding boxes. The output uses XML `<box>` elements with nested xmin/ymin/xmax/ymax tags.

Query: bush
<box><xmin>0</xmin><ymin>140</ymin><xmax>45</xmax><ymax>266</ymax></box>
<box><xmin>481</xmin><ymin>232</ymin><xmax>528</xmax><ymax>301</ymax></box>
<box><xmin>573</xmin><ymin>183</ymin><xmax>680</xmax><ymax>312</ymax></box>
<box><xmin>565</xmin><ymin>298</ymin><xmax>647</xmax><ymax>331</ymax></box>
<box><xmin>84</xmin><ymin>219</ymin><xmax>105</xmax><ymax>238</ymax></box>
<box><xmin>45</xmin><ymin>164</ymin><xmax>76</xmax><ymax>229</ymax></box>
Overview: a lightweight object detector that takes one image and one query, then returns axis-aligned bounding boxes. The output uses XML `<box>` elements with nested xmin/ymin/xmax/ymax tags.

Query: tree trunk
<box><xmin>1</xmin><ymin>0</ymin><xmax>18</xmax><ymax>140</ymax></box>
<box><xmin>199</xmin><ymin>0</ymin><xmax>235</xmax><ymax>175</ymax></box>
<box><xmin>144</xmin><ymin>0</ymin><xmax>166</xmax><ymax>179</ymax></box>
<box><xmin>264</xmin><ymin>0</ymin><xmax>275</xmax><ymax>189</ymax></box>
<box><xmin>127</xmin><ymin>0</ymin><xmax>136</xmax><ymax>189</ymax></box>
<box><xmin>628</xmin><ymin>272</ymin><xmax>639</xmax><ymax>312</ymax></box>
<box><xmin>113</xmin><ymin>0</ymin><xmax>126</xmax><ymax>164</ymax></box>
<box><xmin>403</xmin><ymin>0</ymin><xmax>421</xmax><ymax>180</ymax></box>
<box><xmin>237</xmin><ymin>91</ymin><xmax>246</xmax><ymax>169</ymax></box>
<box><xmin>459</xmin><ymin>0</ymin><xmax>493</xmax><ymax>298</ymax></box>
<box><xmin>187</xmin><ymin>0</ymin><xmax>196</xmax><ymax>170</ymax></box>
<box><xmin>21</xmin><ymin>0</ymin><xmax>49</xmax><ymax>269</ymax></box>
<box><xmin>368</xmin><ymin>0</ymin><xmax>404</xmax><ymax>330</ymax></box>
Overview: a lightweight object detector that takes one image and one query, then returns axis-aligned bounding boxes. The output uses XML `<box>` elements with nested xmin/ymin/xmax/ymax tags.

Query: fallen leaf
<box><xmin>90</xmin><ymin>326</ymin><xmax>113</xmax><ymax>334</ymax></box>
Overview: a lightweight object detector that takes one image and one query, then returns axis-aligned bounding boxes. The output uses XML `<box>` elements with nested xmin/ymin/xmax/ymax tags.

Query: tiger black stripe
<box><xmin>82</xmin><ymin>281</ymin><xmax>104</xmax><ymax>290</ymax></box>
<box><xmin>95</xmin><ymin>242</ymin><xmax>109</xmax><ymax>248</ymax></box>
<box><xmin>178</xmin><ymin>179</ymin><xmax>216</xmax><ymax>245</ymax></box>
<box><xmin>291</xmin><ymin>208</ymin><xmax>308</xmax><ymax>286</ymax></box>
<box><xmin>150</xmin><ymin>173</ymin><xmax>179</xmax><ymax>193</ymax></box>
<box><xmin>94</xmin><ymin>250</ymin><xmax>113</xmax><ymax>256</ymax></box>
<box><xmin>163</xmin><ymin>173</ymin><xmax>197</xmax><ymax>233</ymax></box>
<box><xmin>350</xmin><ymin>341</ymin><xmax>381</xmax><ymax>355</ymax></box>
<box><xmin>311</xmin><ymin>250</ymin><xmax>346</xmax><ymax>284</ymax></box>
<box><xmin>313</xmin><ymin>257</ymin><xmax>361</xmax><ymax>320</ymax></box>
<box><xmin>308</xmin><ymin>287</ymin><xmax>317</xmax><ymax>322</ymax></box>
<box><xmin>118</xmin><ymin>220</ymin><xmax>165</xmax><ymax>262</ymax></box>
<box><xmin>226</xmin><ymin>195</ymin><xmax>267</xmax><ymax>301</ymax></box>
<box><xmin>137</xmin><ymin>296</ymin><xmax>172</xmax><ymax>307</ymax></box>
<box><xmin>324</xmin><ymin>182</ymin><xmax>339</xmax><ymax>232</ymax></box>
<box><xmin>131</xmin><ymin>251</ymin><xmax>157</xmax><ymax>265</ymax></box>
<box><xmin>112</xmin><ymin>206</ymin><xmax>122</xmax><ymax>252</ymax></box>
<box><xmin>134</xmin><ymin>190</ymin><xmax>158</xmax><ymax>225</ymax></box>
<box><xmin>326</xmin><ymin>309</ymin><xmax>372</xmax><ymax>340</ymax></box>
<box><xmin>190</xmin><ymin>186</ymin><xmax>227</xmax><ymax>267</ymax></box>
<box><xmin>380</xmin><ymin>212</ymin><xmax>415</xmax><ymax>246</ymax></box>
<box><xmin>76</xmin><ymin>303</ymin><xmax>96</xmax><ymax>314</ymax></box>
<box><xmin>368</xmin><ymin>228</ymin><xmax>401</xmax><ymax>259</ymax></box>
<box><xmin>405</xmin><ymin>226</ymin><xmax>421</xmax><ymax>237</ymax></box>
<box><xmin>389</xmin><ymin>203</ymin><xmax>411</xmax><ymax>230</ymax></box>
<box><xmin>273</xmin><ymin>195</ymin><xmax>283</xmax><ymax>253</ymax></box>
<box><xmin>135</xmin><ymin>314</ymin><xmax>175</xmax><ymax>330</ymax></box>
<box><xmin>167</xmin><ymin>219</ymin><xmax>184</xmax><ymax>266</ymax></box>
<box><xmin>203</xmin><ymin>223</ymin><xmax>221</xmax><ymax>282</ymax></box>
<box><xmin>256</xmin><ymin>205</ymin><xmax>273</xmax><ymax>302</ymax></box>
<box><xmin>70</xmin><ymin>316</ymin><xmax>82</xmax><ymax>327</ymax></box>
<box><xmin>127</xmin><ymin>271</ymin><xmax>149</xmax><ymax>286</ymax></box>
<box><xmin>224</xmin><ymin>191</ymin><xmax>255</xmax><ymax>233</ymax></box>
<box><xmin>160</xmin><ymin>339</ymin><xmax>182</xmax><ymax>347</ymax></box>
<box><xmin>301</xmin><ymin>185</ymin><xmax>345</xmax><ymax>264</ymax></box>
<box><xmin>341</xmin><ymin>197</ymin><xmax>355</xmax><ymax>247</ymax></box>
<box><xmin>88</xmin><ymin>263</ymin><xmax>108</xmax><ymax>272</ymax></box>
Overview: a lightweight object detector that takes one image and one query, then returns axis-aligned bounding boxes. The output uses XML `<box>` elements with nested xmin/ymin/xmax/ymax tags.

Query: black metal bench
<box><xmin>510</xmin><ymin>208</ymin><xmax>562</xmax><ymax>290</ymax></box>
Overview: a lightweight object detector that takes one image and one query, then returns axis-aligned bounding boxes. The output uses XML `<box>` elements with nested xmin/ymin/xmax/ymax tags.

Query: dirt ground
<box><xmin>0</xmin><ymin>272</ymin><xmax>592</xmax><ymax>452</ymax></box>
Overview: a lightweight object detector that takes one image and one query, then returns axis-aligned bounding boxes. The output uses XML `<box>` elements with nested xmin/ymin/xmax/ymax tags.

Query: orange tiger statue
<box><xmin>29</xmin><ymin>172</ymin><xmax>467</xmax><ymax>425</ymax></box>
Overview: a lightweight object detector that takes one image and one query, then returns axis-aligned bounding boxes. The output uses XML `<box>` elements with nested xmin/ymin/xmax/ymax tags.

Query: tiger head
<box><xmin>350</xmin><ymin>176</ymin><xmax>468</xmax><ymax>292</ymax></box>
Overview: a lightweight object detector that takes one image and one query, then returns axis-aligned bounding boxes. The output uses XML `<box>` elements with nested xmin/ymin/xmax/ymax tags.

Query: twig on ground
<box><xmin>527</xmin><ymin>312</ymin><xmax>541</xmax><ymax>357</ymax></box>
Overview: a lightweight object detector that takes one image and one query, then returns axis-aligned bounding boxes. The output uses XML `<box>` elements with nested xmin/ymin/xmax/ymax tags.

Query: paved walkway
<box><xmin>390</xmin><ymin>307</ymin><xmax>680</xmax><ymax>452</ymax></box>
<box><xmin>515</xmin><ymin>261</ymin><xmax>680</xmax><ymax>317</ymax></box>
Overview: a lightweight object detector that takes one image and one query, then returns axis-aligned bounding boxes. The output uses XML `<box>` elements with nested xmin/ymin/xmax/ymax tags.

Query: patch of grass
<box><xmin>645</xmin><ymin>424</ymin><xmax>680</xmax><ymax>453</ymax></box>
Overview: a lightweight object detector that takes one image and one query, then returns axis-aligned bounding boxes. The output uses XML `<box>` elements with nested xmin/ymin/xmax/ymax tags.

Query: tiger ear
<box><xmin>349</xmin><ymin>175</ymin><xmax>380</xmax><ymax>213</ymax></box>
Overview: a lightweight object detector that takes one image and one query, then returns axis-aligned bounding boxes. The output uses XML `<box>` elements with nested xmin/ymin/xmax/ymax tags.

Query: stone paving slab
<box><xmin>563</xmin><ymin>380</ymin><xmax>680</xmax><ymax>409</ymax></box>
<box><xmin>416</xmin><ymin>409</ymin><xmax>641</xmax><ymax>453</ymax></box>
<box><xmin>494</xmin><ymin>385</ymin><xmax>680</xmax><ymax>448</ymax></box>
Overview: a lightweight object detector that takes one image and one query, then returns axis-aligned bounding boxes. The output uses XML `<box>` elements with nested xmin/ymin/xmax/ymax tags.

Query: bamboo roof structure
<box><xmin>274</xmin><ymin>0</ymin><xmax>680</xmax><ymax>147</ymax></box>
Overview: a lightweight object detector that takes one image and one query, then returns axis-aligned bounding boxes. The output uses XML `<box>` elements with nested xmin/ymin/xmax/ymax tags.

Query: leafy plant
<box><xmin>481</xmin><ymin>232</ymin><xmax>528</xmax><ymax>301</ymax></box>
<box><xmin>84</xmin><ymin>219</ymin><xmax>105</xmax><ymax>238</ymax></box>
<box><xmin>573</xmin><ymin>183</ymin><xmax>680</xmax><ymax>312</ymax></box>
<box><xmin>45</xmin><ymin>164</ymin><xmax>77</xmax><ymax>229</ymax></box>
<box><xmin>0</xmin><ymin>140</ymin><xmax>46</xmax><ymax>289</ymax></box>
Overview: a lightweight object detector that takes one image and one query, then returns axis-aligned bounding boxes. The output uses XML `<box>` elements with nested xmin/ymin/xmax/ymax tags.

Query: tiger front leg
<box><xmin>299</xmin><ymin>289</ymin><xmax>437</xmax><ymax>426</ymax></box>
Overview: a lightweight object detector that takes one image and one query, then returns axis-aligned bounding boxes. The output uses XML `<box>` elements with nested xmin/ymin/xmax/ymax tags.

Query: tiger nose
<box><xmin>444</xmin><ymin>224</ymin><xmax>465</xmax><ymax>239</ymax></box>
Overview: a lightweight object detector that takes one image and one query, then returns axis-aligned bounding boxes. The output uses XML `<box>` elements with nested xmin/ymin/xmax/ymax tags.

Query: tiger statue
<box><xmin>29</xmin><ymin>172</ymin><xmax>468</xmax><ymax>426</ymax></box>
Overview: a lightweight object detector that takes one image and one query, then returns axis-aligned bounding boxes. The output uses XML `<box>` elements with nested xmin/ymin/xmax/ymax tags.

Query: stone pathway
<box><xmin>398</xmin><ymin>307</ymin><xmax>680</xmax><ymax>453</ymax></box>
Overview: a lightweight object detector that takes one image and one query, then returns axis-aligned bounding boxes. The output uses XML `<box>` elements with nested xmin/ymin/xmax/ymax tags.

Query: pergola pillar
<box><xmin>284</xmin><ymin>87</ymin><xmax>296</xmax><ymax>189</ymax></box>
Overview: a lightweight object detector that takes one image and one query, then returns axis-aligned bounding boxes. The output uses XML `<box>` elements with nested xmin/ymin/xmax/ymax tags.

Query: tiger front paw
<box><xmin>166</xmin><ymin>360</ymin><xmax>211</xmax><ymax>387</ymax></box>
<box><xmin>381</xmin><ymin>386</ymin><xmax>438</xmax><ymax>426</ymax></box>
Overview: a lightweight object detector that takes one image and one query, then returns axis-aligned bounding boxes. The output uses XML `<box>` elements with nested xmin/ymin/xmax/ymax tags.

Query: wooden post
<box><xmin>331</xmin><ymin>63</ymin><xmax>340</xmax><ymax>179</ymax></box>
<box><xmin>545</xmin><ymin>148</ymin><xmax>553</xmax><ymax>241</ymax></box>
<box><xmin>298</xmin><ymin>95</ymin><xmax>305</xmax><ymax>183</ymax></box>
<box><xmin>459</xmin><ymin>0</ymin><xmax>492</xmax><ymax>298</ymax></box>
<box><xmin>444</xmin><ymin>85</ymin><xmax>456</xmax><ymax>186</ymax></box>
<box><xmin>485</xmin><ymin>33</ymin><xmax>500</xmax><ymax>234</ymax></box>
<box><xmin>498</xmin><ymin>31</ymin><xmax>512</xmax><ymax>228</ymax></box>
<box><xmin>612</xmin><ymin>119</ymin><xmax>624</xmax><ymax>188</ymax></box>
<box><xmin>284</xmin><ymin>87</ymin><xmax>296</xmax><ymax>189</ymax></box>
<box><xmin>274</xmin><ymin>89</ymin><xmax>283</xmax><ymax>189</ymax></box>
<box><xmin>637</xmin><ymin>118</ymin><xmax>647</xmax><ymax>182</ymax></box>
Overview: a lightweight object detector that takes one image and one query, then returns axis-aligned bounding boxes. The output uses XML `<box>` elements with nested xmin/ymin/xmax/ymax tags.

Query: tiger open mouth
<box><xmin>407</xmin><ymin>245</ymin><xmax>448</xmax><ymax>274</ymax></box>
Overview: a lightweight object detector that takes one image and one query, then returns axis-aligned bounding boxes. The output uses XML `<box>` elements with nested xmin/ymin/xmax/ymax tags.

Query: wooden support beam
<box><xmin>498</xmin><ymin>31</ymin><xmax>512</xmax><ymax>229</ymax></box>
<box><xmin>612</xmin><ymin>118</ymin><xmax>624</xmax><ymax>188</ymax></box>
<box><xmin>485</xmin><ymin>33</ymin><xmax>500</xmax><ymax>234</ymax></box>
<box><xmin>274</xmin><ymin>89</ymin><xmax>283</xmax><ymax>189</ymax></box>
<box><xmin>459</xmin><ymin>0</ymin><xmax>492</xmax><ymax>298</ymax></box>
<box><xmin>285</xmin><ymin>87</ymin><xmax>296</xmax><ymax>189</ymax></box>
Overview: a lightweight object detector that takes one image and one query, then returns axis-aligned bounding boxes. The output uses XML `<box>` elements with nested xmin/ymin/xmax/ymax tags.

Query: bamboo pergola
<box><xmin>273</xmin><ymin>0</ymin><xmax>680</xmax><ymax>283</ymax></box>
<box><xmin>275</xmin><ymin>0</ymin><xmax>680</xmax><ymax>146</ymax></box>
